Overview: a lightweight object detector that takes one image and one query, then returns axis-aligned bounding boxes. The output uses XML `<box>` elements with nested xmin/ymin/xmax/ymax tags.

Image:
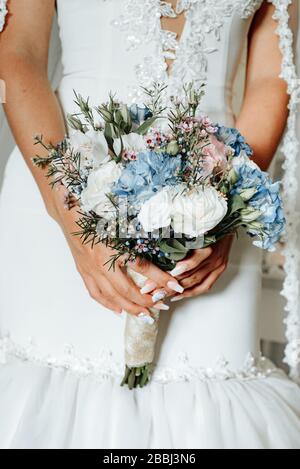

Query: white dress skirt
<box><xmin>0</xmin><ymin>0</ymin><xmax>300</xmax><ymax>449</ymax></box>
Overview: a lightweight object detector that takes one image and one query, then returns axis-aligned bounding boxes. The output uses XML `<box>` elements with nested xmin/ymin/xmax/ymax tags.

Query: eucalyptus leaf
<box><xmin>228</xmin><ymin>194</ymin><xmax>246</xmax><ymax>215</ymax></box>
<box><xmin>135</xmin><ymin>116</ymin><xmax>159</xmax><ymax>135</ymax></box>
<box><xmin>159</xmin><ymin>239</ymin><xmax>189</xmax><ymax>255</ymax></box>
<box><xmin>203</xmin><ymin>234</ymin><xmax>217</xmax><ymax>245</ymax></box>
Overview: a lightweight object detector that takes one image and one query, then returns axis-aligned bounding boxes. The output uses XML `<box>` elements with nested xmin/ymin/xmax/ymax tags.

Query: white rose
<box><xmin>70</xmin><ymin>130</ymin><xmax>109</xmax><ymax>167</ymax></box>
<box><xmin>172</xmin><ymin>185</ymin><xmax>227</xmax><ymax>237</ymax></box>
<box><xmin>138</xmin><ymin>187</ymin><xmax>175</xmax><ymax>233</ymax></box>
<box><xmin>81</xmin><ymin>161</ymin><xmax>122</xmax><ymax>219</ymax></box>
<box><xmin>113</xmin><ymin>133</ymin><xmax>147</xmax><ymax>156</ymax></box>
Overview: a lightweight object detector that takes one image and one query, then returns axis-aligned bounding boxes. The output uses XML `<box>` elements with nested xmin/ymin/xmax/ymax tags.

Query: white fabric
<box><xmin>272</xmin><ymin>0</ymin><xmax>300</xmax><ymax>381</ymax></box>
<box><xmin>0</xmin><ymin>0</ymin><xmax>300</xmax><ymax>449</ymax></box>
<box><xmin>0</xmin><ymin>358</ymin><xmax>300</xmax><ymax>449</ymax></box>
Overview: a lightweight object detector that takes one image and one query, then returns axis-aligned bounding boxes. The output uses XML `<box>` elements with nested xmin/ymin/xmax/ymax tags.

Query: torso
<box><xmin>56</xmin><ymin>0</ymin><xmax>264</xmax><ymax>124</ymax></box>
<box><xmin>0</xmin><ymin>0</ymin><xmax>265</xmax><ymax>379</ymax></box>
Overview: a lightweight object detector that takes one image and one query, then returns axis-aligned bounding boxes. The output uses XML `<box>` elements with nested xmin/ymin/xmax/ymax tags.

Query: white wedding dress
<box><xmin>0</xmin><ymin>0</ymin><xmax>300</xmax><ymax>449</ymax></box>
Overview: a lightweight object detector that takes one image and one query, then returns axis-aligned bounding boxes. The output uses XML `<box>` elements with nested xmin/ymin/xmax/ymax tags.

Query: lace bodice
<box><xmin>111</xmin><ymin>0</ymin><xmax>264</xmax><ymax>101</ymax></box>
<box><xmin>56</xmin><ymin>0</ymin><xmax>263</xmax><ymax>119</ymax></box>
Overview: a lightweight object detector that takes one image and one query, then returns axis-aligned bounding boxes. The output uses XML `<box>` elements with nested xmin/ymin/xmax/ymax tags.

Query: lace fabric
<box><xmin>112</xmin><ymin>0</ymin><xmax>264</xmax><ymax>102</ymax></box>
<box><xmin>0</xmin><ymin>335</ymin><xmax>277</xmax><ymax>384</ymax></box>
<box><xmin>269</xmin><ymin>0</ymin><xmax>300</xmax><ymax>382</ymax></box>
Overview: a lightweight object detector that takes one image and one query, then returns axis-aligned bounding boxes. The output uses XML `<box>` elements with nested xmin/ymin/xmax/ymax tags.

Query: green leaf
<box><xmin>158</xmin><ymin>239</ymin><xmax>189</xmax><ymax>261</ymax></box>
<box><xmin>203</xmin><ymin>235</ymin><xmax>217</xmax><ymax>246</ymax></box>
<box><xmin>159</xmin><ymin>239</ymin><xmax>188</xmax><ymax>254</ymax></box>
<box><xmin>186</xmin><ymin>237</ymin><xmax>205</xmax><ymax>250</ymax></box>
<box><xmin>228</xmin><ymin>194</ymin><xmax>246</xmax><ymax>215</ymax></box>
<box><xmin>135</xmin><ymin>116</ymin><xmax>159</xmax><ymax>135</ymax></box>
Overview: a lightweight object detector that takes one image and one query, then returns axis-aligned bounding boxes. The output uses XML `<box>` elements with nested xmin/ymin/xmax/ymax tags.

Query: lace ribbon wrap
<box><xmin>268</xmin><ymin>0</ymin><xmax>300</xmax><ymax>382</ymax></box>
<box><xmin>125</xmin><ymin>269</ymin><xmax>160</xmax><ymax>368</ymax></box>
<box><xmin>0</xmin><ymin>0</ymin><xmax>7</xmax><ymax>32</ymax></box>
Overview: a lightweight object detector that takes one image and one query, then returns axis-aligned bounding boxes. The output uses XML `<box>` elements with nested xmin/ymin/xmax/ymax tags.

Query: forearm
<box><xmin>1</xmin><ymin>53</ymin><xmax>66</xmax><ymax>218</ymax></box>
<box><xmin>236</xmin><ymin>77</ymin><xmax>288</xmax><ymax>171</ymax></box>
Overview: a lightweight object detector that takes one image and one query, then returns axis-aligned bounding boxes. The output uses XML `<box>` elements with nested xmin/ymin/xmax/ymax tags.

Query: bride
<box><xmin>0</xmin><ymin>0</ymin><xmax>300</xmax><ymax>449</ymax></box>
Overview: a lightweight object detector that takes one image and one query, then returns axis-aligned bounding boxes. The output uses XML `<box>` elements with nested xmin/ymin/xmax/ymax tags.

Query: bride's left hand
<box><xmin>170</xmin><ymin>235</ymin><xmax>234</xmax><ymax>302</ymax></box>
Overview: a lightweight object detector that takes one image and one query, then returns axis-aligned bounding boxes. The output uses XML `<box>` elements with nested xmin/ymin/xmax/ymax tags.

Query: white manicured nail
<box><xmin>170</xmin><ymin>296</ymin><xmax>184</xmax><ymax>303</ymax></box>
<box><xmin>152</xmin><ymin>290</ymin><xmax>167</xmax><ymax>303</ymax></box>
<box><xmin>170</xmin><ymin>265</ymin><xmax>188</xmax><ymax>277</ymax></box>
<box><xmin>156</xmin><ymin>303</ymin><xmax>170</xmax><ymax>311</ymax></box>
<box><xmin>167</xmin><ymin>281</ymin><xmax>184</xmax><ymax>294</ymax></box>
<box><xmin>140</xmin><ymin>282</ymin><xmax>157</xmax><ymax>295</ymax></box>
<box><xmin>138</xmin><ymin>313</ymin><xmax>155</xmax><ymax>325</ymax></box>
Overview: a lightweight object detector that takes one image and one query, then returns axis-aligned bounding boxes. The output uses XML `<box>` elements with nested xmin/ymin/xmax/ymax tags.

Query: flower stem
<box><xmin>121</xmin><ymin>365</ymin><xmax>151</xmax><ymax>389</ymax></box>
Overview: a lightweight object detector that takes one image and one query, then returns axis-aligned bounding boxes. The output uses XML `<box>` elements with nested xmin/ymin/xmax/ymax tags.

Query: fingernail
<box><xmin>140</xmin><ymin>282</ymin><xmax>157</xmax><ymax>295</ymax></box>
<box><xmin>138</xmin><ymin>313</ymin><xmax>155</xmax><ymax>325</ymax></box>
<box><xmin>170</xmin><ymin>296</ymin><xmax>184</xmax><ymax>303</ymax></box>
<box><xmin>152</xmin><ymin>290</ymin><xmax>167</xmax><ymax>303</ymax></box>
<box><xmin>170</xmin><ymin>265</ymin><xmax>188</xmax><ymax>277</ymax></box>
<box><xmin>155</xmin><ymin>302</ymin><xmax>170</xmax><ymax>311</ymax></box>
<box><xmin>167</xmin><ymin>281</ymin><xmax>184</xmax><ymax>294</ymax></box>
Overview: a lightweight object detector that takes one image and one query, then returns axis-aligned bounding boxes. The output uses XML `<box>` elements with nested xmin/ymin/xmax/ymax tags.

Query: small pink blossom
<box><xmin>201</xmin><ymin>135</ymin><xmax>229</xmax><ymax>178</ymax></box>
<box><xmin>201</xmin><ymin>116</ymin><xmax>218</xmax><ymax>134</ymax></box>
<box><xmin>123</xmin><ymin>150</ymin><xmax>138</xmax><ymax>161</ymax></box>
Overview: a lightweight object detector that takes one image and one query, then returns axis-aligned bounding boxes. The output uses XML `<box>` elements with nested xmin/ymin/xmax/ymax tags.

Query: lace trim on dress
<box><xmin>269</xmin><ymin>0</ymin><xmax>300</xmax><ymax>382</ymax></box>
<box><xmin>0</xmin><ymin>335</ymin><xmax>278</xmax><ymax>384</ymax></box>
<box><xmin>112</xmin><ymin>0</ymin><xmax>264</xmax><ymax>102</ymax></box>
<box><xmin>0</xmin><ymin>0</ymin><xmax>8</xmax><ymax>32</ymax></box>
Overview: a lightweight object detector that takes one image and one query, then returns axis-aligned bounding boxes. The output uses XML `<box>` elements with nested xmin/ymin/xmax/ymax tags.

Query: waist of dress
<box><xmin>0</xmin><ymin>335</ymin><xmax>277</xmax><ymax>385</ymax></box>
<box><xmin>56</xmin><ymin>75</ymin><xmax>236</xmax><ymax>126</ymax></box>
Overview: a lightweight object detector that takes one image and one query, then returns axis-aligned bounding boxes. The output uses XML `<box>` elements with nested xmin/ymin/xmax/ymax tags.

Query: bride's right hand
<box><xmin>51</xmin><ymin>187</ymin><xmax>181</xmax><ymax>317</ymax></box>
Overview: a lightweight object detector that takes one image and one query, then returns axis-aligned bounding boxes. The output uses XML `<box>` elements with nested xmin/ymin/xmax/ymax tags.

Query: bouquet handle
<box><xmin>121</xmin><ymin>269</ymin><xmax>160</xmax><ymax>389</ymax></box>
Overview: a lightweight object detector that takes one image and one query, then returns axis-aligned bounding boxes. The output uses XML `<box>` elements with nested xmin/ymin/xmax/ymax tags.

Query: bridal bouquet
<box><xmin>33</xmin><ymin>83</ymin><xmax>285</xmax><ymax>389</ymax></box>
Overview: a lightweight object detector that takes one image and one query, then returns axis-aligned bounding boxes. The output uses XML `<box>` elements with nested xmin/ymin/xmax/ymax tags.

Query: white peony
<box><xmin>138</xmin><ymin>185</ymin><xmax>227</xmax><ymax>236</ymax></box>
<box><xmin>172</xmin><ymin>185</ymin><xmax>228</xmax><ymax>237</ymax></box>
<box><xmin>70</xmin><ymin>130</ymin><xmax>109</xmax><ymax>167</ymax></box>
<box><xmin>138</xmin><ymin>187</ymin><xmax>175</xmax><ymax>233</ymax></box>
<box><xmin>113</xmin><ymin>133</ymin><xmax>147</xmax><ymax>156</ymax></box>
<box><xmin>81</xmin><ymin>161</ymin><xmax>122</xmax><ymax>219</ymax></box>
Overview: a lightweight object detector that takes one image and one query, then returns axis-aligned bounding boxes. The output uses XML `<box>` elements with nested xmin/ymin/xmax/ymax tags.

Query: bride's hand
<box><xmin>51</xmin><ymin>187</ymin><xmax>182</xmax><ymax>316</ymax></box>
<box><xmin>169</xmin><ymin>236</ymin><xmax>234</xmax><ymax>302</ymax></box>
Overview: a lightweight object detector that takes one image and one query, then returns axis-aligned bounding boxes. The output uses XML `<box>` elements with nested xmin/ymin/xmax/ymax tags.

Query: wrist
<box><xmin>46</xmin><ymin>185</ymin><xmax>68</xmax><ymax>224</ymax></box>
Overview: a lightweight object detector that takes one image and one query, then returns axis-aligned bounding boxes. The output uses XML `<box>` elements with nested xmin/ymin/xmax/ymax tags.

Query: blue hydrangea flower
<box><xmin>217</xmin><ymin>126</ymin><xmax>253</xmax><ymax>157</ymax></box>
<box><xmin>129</xmin><ymin>104</ymin><xmax>153</xmax><ymax>125</ymax></box>
<box><xmin>231</xmin><ymin>157</ymin><xmax>285</xmax><ymax>251</ymax></box>
<box><xmin>113</xmin><ymin>151</ymin><xmax>182</xmax><ymax>207</ymax></box>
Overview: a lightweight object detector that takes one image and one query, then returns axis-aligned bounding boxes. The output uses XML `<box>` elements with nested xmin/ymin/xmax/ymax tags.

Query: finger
<box><xmin>169</xmin><ymin>247</ymin><xmax>213</xmax><ymax>277</ymax></box>
<box><xmin>140</xmin><ymin>279</ymin><xmax>158</xmax><ymax>295</ymax></box>
<box><xmin>171</xmin><ymin>265</ymin><xmax>226</xmax><ymax>302</ymax></box>
<box><xmin>179</xmin><ymin>255</ymin><xmax>225</xmax><ymax>288</ymax></box>
<box><xmin>180</xmin><ymin>264</ymin><xmax>215</xmax><ymax>290</ymax></box>
<box><xmin>82</xmin><ymin>275</ymin><xmax>122</xmax><ymax>314</ymax></box>
<box><xmin>105</xmin><ymin>265</ymin><xmax>155</xmax><ymax>309</ymax></box>
<box><xmin>176</xmin><ymin>259</ymin><xmax>213</xmax><ymax>281</ymax></box>
<box><xmin>130</xmin><ymin>258</ymin><xmax>184</xmax><ymax>294</ymax></box>
<box><xmin>95</xmin><ymin>275</ymin><xmax>152</xmax><ymax>318</ymax></box>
